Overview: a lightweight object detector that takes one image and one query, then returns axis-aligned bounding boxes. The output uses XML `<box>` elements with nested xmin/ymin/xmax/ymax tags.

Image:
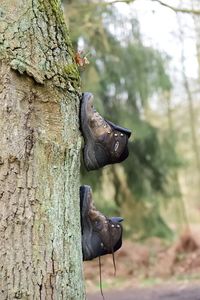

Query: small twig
<box><xmin>105</xmin><ymin>0</ymin><xmax>132</xmax><ymax>4</ymax></box>
<box><xmin>152</xmin><ymin>0</ymin><xmax>200</xmax><ymax>15</ymax></box>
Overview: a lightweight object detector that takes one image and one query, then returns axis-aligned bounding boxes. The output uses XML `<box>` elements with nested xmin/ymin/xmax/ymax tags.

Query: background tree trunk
<box><xmin>0</xmin><ymin>1</ymin><xmax>85</xmax><ymax>299</ymax></box>
<box><xmin>177</xmin><ymin>15</ymin><xmax>200</xmax><ymax>192</ymax></box>
<box><xmin>165</xmin><ymin>93</ymin><xmax>189</xmax><ymax>232</ymax></box>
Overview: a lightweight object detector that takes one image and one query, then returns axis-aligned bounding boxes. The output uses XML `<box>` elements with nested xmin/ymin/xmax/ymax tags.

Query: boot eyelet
<box><xmin>120</xmin><ymin>133</ymin><xmax>124</xmax><ymax>137</ymax></box>
<box><xmin>114</xmin><ymin>133</ymin><xmax>118</xmax><ymax>137</ymax></box>
<box><xmin>117</xmin><ymin>224</ymin><xmax>120</xmax><ymax>228</ymax></box>
<box><xmin>111</xmin><ymin>224</ymin><xmax>115</xmax><ymax>228</ymax></box>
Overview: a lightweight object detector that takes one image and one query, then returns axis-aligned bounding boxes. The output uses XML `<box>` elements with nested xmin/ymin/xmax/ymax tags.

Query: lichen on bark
<box><xmin>0</xmin><ymin>0</ymin><xmax>79</xmax><ymax>88</ymax></box>
<box><xmin>0</xmin><ymin>0</ymin><xmax>85</xmax><ymax>299</ymax></box>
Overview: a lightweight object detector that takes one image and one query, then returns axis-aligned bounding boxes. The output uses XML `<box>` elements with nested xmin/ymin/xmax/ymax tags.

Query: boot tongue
<box><xmin>106</xmin><ymin>120</ymin><xmax>132</xmax><ymax>138</ymax></box>
<box><xmin>105</xmin><ymin>219</ymin><xmax>123</xmax><ymax>251</ymax></box>
<box><xmin>109</xmin><ymin>217</ymin><xmax>124</xmax><ymax>223</ymax></box>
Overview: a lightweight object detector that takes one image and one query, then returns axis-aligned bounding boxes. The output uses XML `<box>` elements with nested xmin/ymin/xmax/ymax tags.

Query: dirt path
<box><xmin>87</xmin><ymin>283</ymin><xmax>200</xmax><ymax>300</ymax></box>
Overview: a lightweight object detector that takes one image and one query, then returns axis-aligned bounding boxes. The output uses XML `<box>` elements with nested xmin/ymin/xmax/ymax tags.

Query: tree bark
<box><xmin>0</xmin><ymin>1</ymin><xmax>85</xmax><ymax>299</ymax></box>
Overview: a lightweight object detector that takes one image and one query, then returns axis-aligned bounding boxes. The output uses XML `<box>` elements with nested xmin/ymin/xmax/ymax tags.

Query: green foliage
<box><xmin>65</xmin><ymin>2</ymin><xmax>181</xmax><ymax>239</ymax></box>
<box><xmin>142</xmin><ymin>212</ymin><xmax>173</xmax><ymax>239</ymax></box>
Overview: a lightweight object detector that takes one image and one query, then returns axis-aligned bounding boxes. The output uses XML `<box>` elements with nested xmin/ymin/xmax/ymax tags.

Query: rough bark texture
<box><xmin>0</xmin><ymin>1</ymin><xmax>85</xmax><ymax>299</ymax></box>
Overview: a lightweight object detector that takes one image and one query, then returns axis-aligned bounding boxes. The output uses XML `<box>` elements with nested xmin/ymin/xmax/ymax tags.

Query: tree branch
<box><xmin>152</xmin><ymin>0</ymin><xmax>200</xmax><ymax>15</ymax></box>
<box><xmin>106</xmin><ymin>0</ymin><xmax>132</xmax><ymax>4</ymax></box>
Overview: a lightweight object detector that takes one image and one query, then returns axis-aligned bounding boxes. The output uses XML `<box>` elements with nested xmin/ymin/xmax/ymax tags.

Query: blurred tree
<box><xmin>177</xmin><ymin>15</ymin><xmax>200</xmax><ymax>193</ymax></box>
<box><xmin>164</xmin><ymin>93</ymin><xmax>190</xmax><ymax>232</ymax></box>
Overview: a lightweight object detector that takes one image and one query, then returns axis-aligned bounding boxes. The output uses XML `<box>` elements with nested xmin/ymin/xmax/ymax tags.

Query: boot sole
<box><xmin>80</xmin><ymin>185</ymin><xmax>94</xmax><ymax>260</ymax></box>
<box><xmin>81</xmin><ymin>93</ymin><xmax>99</xmax><ymax>171</ymax></box>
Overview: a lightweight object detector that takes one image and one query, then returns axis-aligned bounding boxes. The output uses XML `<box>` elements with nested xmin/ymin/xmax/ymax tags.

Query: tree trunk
<box><xmin>165</xmin><ymin>93</ymin><xmax>189</xmax><ymax>231</ymax></box>
<box><xmin>0</xmin><ymin>1</ymin><xmax>85</xmax><ymax>299</ymax></box>
<box><xmin>191</xmin><ymin>0</ymin><xmax>200</xmax><ymax>81</ymax></box>
<box><xmin>177</xmin><ymin>15</ymin><xmax>200</xmax><ymax>192</ymax></box>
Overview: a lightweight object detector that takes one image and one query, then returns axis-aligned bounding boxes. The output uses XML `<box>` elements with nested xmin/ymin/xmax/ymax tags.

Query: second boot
<box><xmin>80</xmin><ymin>185</ymin><xmax>123</xmax><ymax>261</ymax></box>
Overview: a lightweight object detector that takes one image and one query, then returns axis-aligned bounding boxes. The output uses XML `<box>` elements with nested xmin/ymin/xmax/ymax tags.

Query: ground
<box><xmin>84</xmin><ymin>228</ymin><xmax>200</xmax><ymax>299</ymax></box>
<box><xmin>88</xmin><ymin>283</ymin><xmax>200</xmax><ymax>300</ymax></box>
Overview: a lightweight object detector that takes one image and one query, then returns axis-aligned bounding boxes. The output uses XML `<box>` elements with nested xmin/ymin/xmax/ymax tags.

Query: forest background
<box><xmin>64</xmin><ymin>0</ymin><xmax>200</xmax><ymax>292</ymax></box>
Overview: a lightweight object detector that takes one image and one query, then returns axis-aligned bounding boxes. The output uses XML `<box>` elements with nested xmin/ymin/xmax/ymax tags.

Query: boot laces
<box><xmin>108</xmin><ymin>219</ymin><xmax>117</xmax><ymax>276</ymax></box>
<box><xmin>98</xmin><ymin>219</ymin><xmax>117</xmax><ymax>300</ymax></box>
<box><xmin>98</xmin><ymin>256</ymin><xmax>105</xmax><ymax>300</ymax></box>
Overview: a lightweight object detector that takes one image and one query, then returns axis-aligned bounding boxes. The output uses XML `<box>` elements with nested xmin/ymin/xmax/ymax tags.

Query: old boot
<box><xmin>80</xmin><ymin>185</ymin><xmax>123</xmax><ymax>261</ymax></box>
<box><xmin>80</xmin><ymin>92</ymin><xmax>131</xmax><ymax>171</ymax></box>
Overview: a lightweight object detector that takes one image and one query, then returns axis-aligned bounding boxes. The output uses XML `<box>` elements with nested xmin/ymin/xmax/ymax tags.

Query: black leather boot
<box><xmin>80</xmin><ymin>185</ymin><xmax>123</xmax><ymax>261</ymax></box>
<box><xmin>81</xmin><ymin>92</ymin><xmax>131</xmax><ymax>171</ymax></box>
